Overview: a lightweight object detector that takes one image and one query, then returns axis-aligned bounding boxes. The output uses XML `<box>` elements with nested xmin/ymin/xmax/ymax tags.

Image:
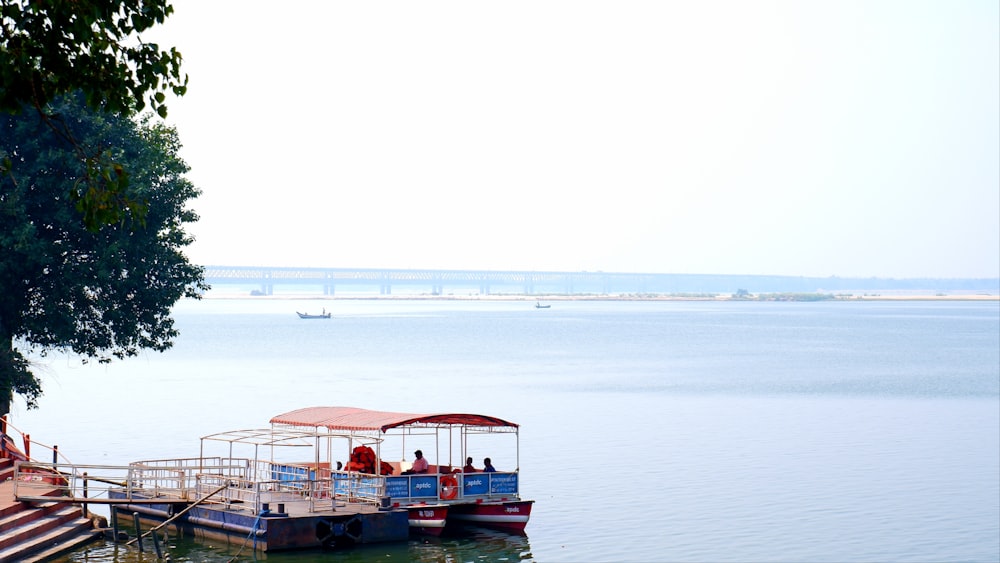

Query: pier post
<box><xmin>133</xmin><ymin>512</ymin><xmax>144</xmax><ymax>552</ymax></box>
<box><xmin>82</xmin><ymin>472</ymin><xmax>89</xmax><ymax>517</ymax></box>
<box><xmin>152</xmin><ymin>529</ymin><xmax>164</xmax><ymax>559</ymax></box>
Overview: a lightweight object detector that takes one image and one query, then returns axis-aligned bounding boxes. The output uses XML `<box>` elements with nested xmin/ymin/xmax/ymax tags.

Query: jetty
<box><xmin>9</xmin><ymin>428</ymin><xmax>410</xmax><ymax>552</ymax></box>
<box><xmin>1</xmin><ymin>406</ymin><xmax>532</xmax><ymax>555</ymax></box>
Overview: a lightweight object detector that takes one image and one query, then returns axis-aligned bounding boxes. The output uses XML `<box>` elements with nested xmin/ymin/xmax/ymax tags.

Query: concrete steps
<box><xmin>0</xmin><ymin>458</ymin><xmax>101</xmax><ymax>562</ymax></box>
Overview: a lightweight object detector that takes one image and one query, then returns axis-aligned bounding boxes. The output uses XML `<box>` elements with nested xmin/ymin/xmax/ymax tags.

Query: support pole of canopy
<box><xmin>434</xmin><ymin>429</ymin><xmax>440</xmax><ymax>473</ymax></box>
<box><xmin>461</xmin><ymin>426</ymin><xmax>467</xmax><ymax>469</ymax></box>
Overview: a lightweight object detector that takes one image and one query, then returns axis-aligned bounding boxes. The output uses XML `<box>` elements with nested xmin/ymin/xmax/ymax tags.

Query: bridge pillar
<box><xmin>380</xmin><ymin>284</ymin><xmax>391</xmax><ymax>295</ymax></box>
<box><xmin>324</xmin><ymin>283</ymin><xmax>335</xmax><ymax>296</ymax></box>
<box><xmin>479</xmin><ymin>284</ymin><xmax>490</xmax><ymax>295</ymax></box>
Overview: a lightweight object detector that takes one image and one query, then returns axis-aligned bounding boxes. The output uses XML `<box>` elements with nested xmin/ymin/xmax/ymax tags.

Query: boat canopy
<box><xmin>199</xmin><ymin>427</ymin><xmax>375</xmax><ymax>447</ymax></box>
<box><xmin>270</xmin><ymin>406</ymin><xmax>519</xmax><ymax>434</ymax></box>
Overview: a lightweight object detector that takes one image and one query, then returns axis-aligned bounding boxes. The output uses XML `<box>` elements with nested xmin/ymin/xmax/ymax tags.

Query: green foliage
<box><xmin>1</xmin><ymin>0</ymin><xmax>187</xmax><ymax>230</ymax></box>
<box><xmin>0</xmin><ymin>0</ymin><xmax>186</xmax><ymax>116</ymax></box>
<box><xmin>0</xmin><ymin>93</ymin><xmax>207</xmax><ymax>414</ymax></box>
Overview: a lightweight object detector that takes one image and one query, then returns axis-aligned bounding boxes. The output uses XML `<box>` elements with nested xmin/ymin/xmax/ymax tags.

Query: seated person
<box><xmin>402</xmin><ymin>450</ymin><xmax>429</xmax><ymax>474</ymax></box>
<box><xmin>483</xmin><ymin>457</ymin><xmax>496</xmax><ymax>472</ymax></box>
<box><xmin>463</xmin><ymin>457</ymin><xmax>477</xmax><ymax>472</ymax></box>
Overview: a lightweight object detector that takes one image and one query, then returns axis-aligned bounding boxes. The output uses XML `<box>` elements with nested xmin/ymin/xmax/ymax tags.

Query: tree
<box><xmin>1</xmin><ymin>0</ymin><xmax>187</xmax><ymax>229</ymax></box>
<box><xmin>0</xmin><ymin>93</ymin><xmax>207</xmax><ymax>417</ymax></box>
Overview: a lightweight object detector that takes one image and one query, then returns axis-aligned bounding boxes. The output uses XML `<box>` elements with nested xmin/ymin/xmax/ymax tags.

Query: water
<box><xmin>12</xmin><ymin>299</ymin><xmax>1000</xmax><ymax>562</ymax></box>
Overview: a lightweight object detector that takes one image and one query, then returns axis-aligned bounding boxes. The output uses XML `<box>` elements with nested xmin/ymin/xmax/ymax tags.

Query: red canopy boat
<box><xmin>269</xmin><ymin>406</ymin><xmax>533</xmax><ymax>535</ymax></box>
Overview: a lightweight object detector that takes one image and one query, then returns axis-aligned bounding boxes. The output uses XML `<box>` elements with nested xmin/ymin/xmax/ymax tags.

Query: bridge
<box><xmin>204</xmin><ymin>266</ymin><xmax>655</xmax><ymax>296</ymax></box>
<box><xmin>200</xmin><ymin>266</ymin><xmax>989</xmax><ymax>297</ymax></box>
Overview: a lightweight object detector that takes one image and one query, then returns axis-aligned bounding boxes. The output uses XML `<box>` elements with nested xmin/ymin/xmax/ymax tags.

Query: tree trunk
<box><xmin>0</xmin><ymin>316</ymin><xmax>12</xmax><ymax>418</ymax></box>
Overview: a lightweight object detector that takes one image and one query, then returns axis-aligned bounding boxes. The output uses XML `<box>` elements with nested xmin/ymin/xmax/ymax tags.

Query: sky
<box><xmin>147</xmin><ymin>1</ymin><xmax>999</xmax><ymax>279</ymax></box>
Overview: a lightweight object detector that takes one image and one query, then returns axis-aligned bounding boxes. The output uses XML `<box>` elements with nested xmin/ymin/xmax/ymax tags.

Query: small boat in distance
<box><xmin>296</xmin><ymin>309</ymin><xmax>331</xmax><ymax>319</ymax></box>
<box><xmin>535</xmin><ymin>301</ymin><xmax>550</xmax><ymax>309</ymax></box>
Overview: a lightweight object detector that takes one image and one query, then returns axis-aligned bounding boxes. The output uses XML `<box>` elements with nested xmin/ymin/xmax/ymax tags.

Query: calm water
<box><xmin>13</xmin><ymin>298</ymin><xmax>1000</xmax><ymax>562</ymax></box>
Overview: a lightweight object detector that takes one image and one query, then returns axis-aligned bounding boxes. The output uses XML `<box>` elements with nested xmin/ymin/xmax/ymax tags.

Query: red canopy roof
<box><xmin>269</xmin><ymin>406</ymin><xmax>519</xmax><ymax>433</ymax></box>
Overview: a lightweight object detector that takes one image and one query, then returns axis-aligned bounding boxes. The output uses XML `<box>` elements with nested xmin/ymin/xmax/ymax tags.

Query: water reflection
<box><xmin>410</xmin><ymin>526</ymin><xmax>533</xmax><ymax>562</ymax></box>
<box><xmin>57</xmin><ymin>527</ymin><xmax>533</xmax><ymax>563</ymax></box>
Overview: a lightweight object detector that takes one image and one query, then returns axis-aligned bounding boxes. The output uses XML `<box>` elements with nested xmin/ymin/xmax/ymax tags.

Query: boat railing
<box><xmin>383</xmin><ymin>470</ymin><xmax>521</xmax><ymax>506</ymax></box>
<box><xmin>129</xmin><ymin>457</ymin><xmax>241</xmax><ymax>497</ymax></box>
<box><xmin>126</xmin><ymin>457</ymin><xmax>388</xmax><ymax>514</ymax></box>
<box><xmin>331</xmin><ymin>469</ymin><xmax>385</xmax><ymax>505</ymax></box>
<box><xmin>457</xmin><ymin>471</ymin><xmax>521</xmax><ymax>501</ymax></box>
<box><xmin>187</xmin><ymin>464</ymin><xmax>386</xmax><ymax>515</ymax></box>
<box><xmin>14</xmin><ymin>456</ymin><xmax>391</xmax><ymax>514</ymax></box>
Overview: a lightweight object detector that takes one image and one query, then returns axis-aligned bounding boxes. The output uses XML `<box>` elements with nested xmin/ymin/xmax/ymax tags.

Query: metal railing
<box><xmin>12</xmin><ymin>457</ymin><xmax>388</xmax><ymax>515</ymax></box>
<box><xmin>0</xmin><ymin>415</ymin><xmax>74</xmax><ymax>466</ymax></box>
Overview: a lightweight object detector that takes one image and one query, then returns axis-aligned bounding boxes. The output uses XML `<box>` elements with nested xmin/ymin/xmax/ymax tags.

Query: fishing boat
<box><xmin>534</xmin><ymin>302</ymin><xmax>550</xmax><ymax>309</ymax></box>
<box><xmin>296</xmin><ymin>310</ymin><xmax>331</xmax><ymax>319</ymax></box>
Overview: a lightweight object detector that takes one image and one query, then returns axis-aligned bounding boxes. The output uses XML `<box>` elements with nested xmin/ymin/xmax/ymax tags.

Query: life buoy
<box><xmin>440</xmin><ymin>475</ymin><xmax>458</xmax><ymax>500</ymax></box>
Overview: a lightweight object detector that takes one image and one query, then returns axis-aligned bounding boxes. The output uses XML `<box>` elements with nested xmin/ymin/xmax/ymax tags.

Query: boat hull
<box><xmin>108</xmin><ymin>491</ymin><xmax>409</xmax><ymax>551</ymax></box>
<box><xmin>296</xmin><ymin>312</ymin><xmax>331</xmax><ymax>319</ymax></box>
<box><xmin>447</xmin><ymin>500</ymin><xmax>533</xmax><ymax>532</ymax></box>
<box><xmin>405</xmin><ymin>505</ymin><xmax>448</xmax><ymax>536</ymax></box>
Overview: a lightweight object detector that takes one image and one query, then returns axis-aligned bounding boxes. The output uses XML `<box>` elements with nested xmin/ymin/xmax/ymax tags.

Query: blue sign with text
<box><xmin>490</xmin><ymin>472</ymin><xmax>518</xmax><ymax>494</ymax></box>
<box><xmin>385</xmin><ymin>477</ymin><xmax>408</xmax><ymax>499</ymax></box>
<box><xmin>462</xmin><ymin>474</ymin><xmax>489</xmax><ymax>495</ymax></box>
<box><xmin>410</xmin><ymin>475</ymin><xmax>438</xmax><ymax>498</ymax></box>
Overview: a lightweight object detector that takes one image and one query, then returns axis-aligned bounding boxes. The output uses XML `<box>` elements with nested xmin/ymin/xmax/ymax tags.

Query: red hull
<box><xmin>406</xmin><ymin>505</ymin><xmax>448</xmax><ymax>536</ymax></box>
<box><xmin>447</xmin><ymin>500</ymin><xmax>533</xmax><ymax>531</ymax></box>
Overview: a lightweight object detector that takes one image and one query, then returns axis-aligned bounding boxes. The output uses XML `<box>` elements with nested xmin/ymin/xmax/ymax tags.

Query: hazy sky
<box><xmin>149</xmin><ymin>1</ymin><xmax>999</xmax><ymax>278</ymax></box>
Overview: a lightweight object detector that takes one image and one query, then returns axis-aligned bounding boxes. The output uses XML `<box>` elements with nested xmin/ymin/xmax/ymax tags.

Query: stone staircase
<box><xmin>0</xmin><ymin>457</ymin><xmax>102</xmax><ymax>562</ymax></box>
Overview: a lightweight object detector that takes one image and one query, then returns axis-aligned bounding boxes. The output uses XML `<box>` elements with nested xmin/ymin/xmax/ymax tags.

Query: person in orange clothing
<box><xmin>463</xmin><ymin>457</ymin><xmax>477</xmax><ymax>472</ymax></box>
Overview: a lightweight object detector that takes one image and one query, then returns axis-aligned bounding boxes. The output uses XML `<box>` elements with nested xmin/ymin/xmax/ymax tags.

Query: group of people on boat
<box><xmin>463</xmin><ymin>456</ymin><xmax>496</xmax><ymax>473</ymax></box>
<box><xmin>399</xmin><ymin>449</ymin><xmax>496</xmax><ymax>475</ymax></box>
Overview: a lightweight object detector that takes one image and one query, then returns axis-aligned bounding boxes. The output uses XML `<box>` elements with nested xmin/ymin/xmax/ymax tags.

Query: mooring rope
<box><xmin>227</xmin><ymin>506</ymin><xmax>269</xmax><ymax>562</ymax></box>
